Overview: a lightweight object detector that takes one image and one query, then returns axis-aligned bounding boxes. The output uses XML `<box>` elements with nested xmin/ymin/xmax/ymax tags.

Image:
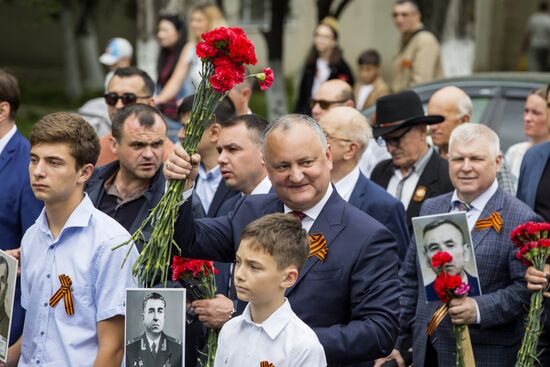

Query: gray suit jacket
<box><xmin>398</xmin><ymin>188</ymin><xmax>540</xmax><ymax>367</ymax></box>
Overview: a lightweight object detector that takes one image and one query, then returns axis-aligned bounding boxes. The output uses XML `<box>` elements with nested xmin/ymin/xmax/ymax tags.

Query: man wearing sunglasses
<box><xmin>371</xmin><ymin>90</ymin><xmax>454</xmax><ymax>227</ymax></box>
<box><xmin>310</xmin><ymin>79</ymin><xmax>390</xmax><ymax>177</ymax></box>
<box><xmin>96</xmin><ymin>67</ymin><xmax>174</xmax><ymax>166</ymax></box>
<box><xmin>391</xmin><ymin>0</ymin><xmax>442</xmax><ymax>92</ymax></box>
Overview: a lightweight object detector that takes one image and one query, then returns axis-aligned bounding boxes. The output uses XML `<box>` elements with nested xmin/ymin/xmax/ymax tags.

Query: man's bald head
<box><xmin>311</xmin><ymin>79</ymin><xmax>355</xmax><ymax>121</ymax></box>
<box><xmin>427</xmin><ymin>86</ymin><xmax>472</xmax><ymax>157</ymax></box>
<box><xmin>319</xmin><ymin>106</ymin><xmax>372</xmax><ymax>162</ymax></box>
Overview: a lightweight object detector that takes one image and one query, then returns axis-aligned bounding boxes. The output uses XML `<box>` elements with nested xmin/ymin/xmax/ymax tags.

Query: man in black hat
<box><xmin>370</xmin><ymin>90</ymin><xmax>453</xmax><ymax>226</ymax></box>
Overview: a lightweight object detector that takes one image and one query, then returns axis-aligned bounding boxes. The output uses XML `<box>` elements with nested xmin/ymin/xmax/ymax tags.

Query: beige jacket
<box><xmin>391</xmin><ymin>30</ymin><xmax>443</xmax><ymax>92</ymax></box>
<box><xmin>355</xmin><ymin>76</ymin><xmax>390</xmax><ymax>111</ymax></box>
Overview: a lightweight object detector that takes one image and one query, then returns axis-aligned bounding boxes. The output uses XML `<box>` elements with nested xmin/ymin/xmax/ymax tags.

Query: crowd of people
<box><xmin>2</xmin><ymin>0</ymin><xmax>550</xmax><ymax>366</ymax></box>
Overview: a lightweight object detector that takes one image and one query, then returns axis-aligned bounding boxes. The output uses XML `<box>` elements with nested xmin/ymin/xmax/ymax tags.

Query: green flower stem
<box><xmin>112</xmin><ymin>60</ymin><xmax>230</xmax><ymax>287</ymax></box>
<box><xmin>515</xmin><ymin>251</ymin><xmax>550</xmax><ymax>367</ymax></box>
<box><xmin>453</xmin><ymin>324</ymin><xmax>466</xmax><ymax>367</ymax></box>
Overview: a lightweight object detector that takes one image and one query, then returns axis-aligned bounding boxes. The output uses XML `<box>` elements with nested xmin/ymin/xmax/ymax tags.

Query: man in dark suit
<box><xmin>318</xmin><ymin>106</ymin><xmax>409</xmax><ymax>260</ymax></box>
<box><xmin>126</xmin><ymin>292</ymin><xmax>182</xmax><ymax>367</ymax></box>
<box><xmin>371</xmin><ymin>90</ymin><xmax>454</xmax><ymax>227</ymax></box>
<box><xmin>177</xmin><ymin>95</ymin><xmax>239</xmax><ymax>219</ymax></box>
<box><xmin>0</xmin><ymin>69</ymin><xmax>43</xmax><ymax>345</ymax></box>
<box><xmin>517</xmin><ymin>141</ymin><xmax>550</xmax><ymax>221</ymax></box>
<box><xmin>380</xmin><ymin>123</ymin><xmax>539</xmax><ymax>367</ymax></box>
<box><xmin>164</xmin><ymin>114</ymin><xmax>400</xmax><ymax>366</ymax></box>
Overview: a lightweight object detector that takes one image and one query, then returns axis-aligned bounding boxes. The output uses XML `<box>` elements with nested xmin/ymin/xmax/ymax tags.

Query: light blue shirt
<box><xmin>19</xmin><ymin>194</ymin><xmax>139</xmax><ymax>366</ymax></box>
<box><xmin>195</xmin><ymin>165</ymin><xmax>222</xmax><ymax>214</ymax></box>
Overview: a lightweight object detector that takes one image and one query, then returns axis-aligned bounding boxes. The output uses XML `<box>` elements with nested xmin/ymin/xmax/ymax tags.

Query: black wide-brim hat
<box><xmin>372</xmin><ymin>90</ymin><xmax>444</xmax><ymax>139</ymax></box>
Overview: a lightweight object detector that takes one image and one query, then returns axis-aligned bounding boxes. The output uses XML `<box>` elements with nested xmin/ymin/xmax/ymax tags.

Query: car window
<box><xmin>490</xmin><ymin>97</ymin><xmax>526</xmax><ymax>152</ymax></box>
<box><xmin>470</xmin><ymin>97</ymin><xmax>491</xmax><ymax>123</ymax></box>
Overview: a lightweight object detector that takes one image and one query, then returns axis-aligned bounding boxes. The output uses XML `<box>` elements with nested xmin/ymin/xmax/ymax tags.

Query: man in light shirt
<box><xmin>318</xmin><ymin>107</ymin><xmax>409</xmax><ymax>260</ymax></box>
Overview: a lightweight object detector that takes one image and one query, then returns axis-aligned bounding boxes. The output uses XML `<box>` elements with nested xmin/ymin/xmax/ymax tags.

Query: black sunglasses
<box><xmin>103</xmin><ymin>92</ymin><xmax>152</xmax><ymax>106</ymax></box>
<box><xmin>377</xmin><ymin>126</ymin><xmax>413</xmax><ymax>147</ymax></box>
<box><xmin>310</xmin><ymin>98</ymin><xmax>348</xmax><ymax>110</ymax></box>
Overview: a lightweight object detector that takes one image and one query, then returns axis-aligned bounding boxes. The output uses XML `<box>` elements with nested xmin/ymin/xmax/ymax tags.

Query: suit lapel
<box><xmin>286</xmin><ymin>191</ymin><xmax>345</xmax><ymax>295</ymax></box>
<box><xmin>348</xmin><ymin>173</ymin><xmax>366</xmax><ymax>207</ymax></box>
<box><xmin>471</xmin><ymin>189</ymin><xmax>504</xmax><ymax>250</ymax></box>
<box><xmin>207</xmin><ymin>180</ymin><xmax>237</xmax><ymax>217</ymax></box>
<box><xmin>0</xmin><ymin>132</ymin><xmax>18</xmax><ymax>173</ymax></box>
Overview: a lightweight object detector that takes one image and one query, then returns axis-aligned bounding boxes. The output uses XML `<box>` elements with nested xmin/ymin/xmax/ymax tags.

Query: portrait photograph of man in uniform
<box><xmin>413</xmin><ymin>212</ymin><xmax>482</xmax><ymax>302</ymax></box>
<box><xmin>125</xmin><ymin>289</ymin><xmax>184</xmax><ymax>367</ymax></box>
<box><xmin>0</xmin><ymin>251</ymin><xmax>17</xmax><ymax>363</ymax></box>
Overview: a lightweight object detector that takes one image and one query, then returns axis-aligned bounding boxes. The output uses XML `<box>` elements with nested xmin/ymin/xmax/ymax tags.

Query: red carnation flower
<box><xmin>257</xmin><ymin>68</ymin><xmax>274</xmax><ymax>91</ymax></box>
<box><xmin>431</xmin><ymin>251</ymin><xmax>453</xmax><ymax>269</ymax></box>
<box><xmin>196</xmin><ymin>42</ymin><xmax>218</xmax><ymax>59</ymax></box>
<box><xmin>202</xmin><ymin>27</ymin><xmax>232</xmax><ymax>49</ymax></box>
<box><xmin>228</xmin><ymin>33</ymin><xmax>257</xmax><ymax>65</ymax></box>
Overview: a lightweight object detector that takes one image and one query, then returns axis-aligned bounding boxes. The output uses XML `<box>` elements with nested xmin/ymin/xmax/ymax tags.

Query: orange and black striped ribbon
<box><xmin>475</xmin><ymin>211</ymin><xmax>503</xmax><ymax>233</ymax></box>
<box><xmin>260</xmin><ymin>362</ymin><xmax>275</xmax><ymax>367</ymax></box>
<box><xmin>427</xmin><ymin>303</ymin><xmax>449</xmax><ymax>336</ymax></box>
<box><xmin>49</xmin><ymin>274</ymin><xmax>75</xmax><ymax>316</ymax></box>
<box><xmin>309</xmin><ymin>233</ymin><xmax>328</xmax><ymax>262</ymax></box>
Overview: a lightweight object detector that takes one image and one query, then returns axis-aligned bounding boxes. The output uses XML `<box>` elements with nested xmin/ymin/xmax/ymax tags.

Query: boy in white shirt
<box><xmin>213</xmin><ymin>213</ymin><xmax>327</xmax><ymax>367</ymax></box>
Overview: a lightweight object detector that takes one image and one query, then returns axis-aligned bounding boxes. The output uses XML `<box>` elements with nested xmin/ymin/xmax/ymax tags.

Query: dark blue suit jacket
<box><xmin>174</xmin><ymin>189</ymin><xmax>400</xmax><ymax>365</ymax></box>
<box><xmin>349</xmin><ymin>173</ymin><xmax>410</xmax><ymax>261</ymax></box>
<box><xmin>517</xmin><ymin>141</ymin><xmax>550</xmax><ymax>208</ymax></box>
<box><xmin>0</xmin><ymin>130</ymin><xmax>43</xmax><ymax>345</ymax></box>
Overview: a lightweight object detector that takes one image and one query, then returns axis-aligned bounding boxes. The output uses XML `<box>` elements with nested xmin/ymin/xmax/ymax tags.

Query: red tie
<box><xmin>290</xmin><ymin>211</ymin><xmax>306</xmax><ymax>221</ymax></box>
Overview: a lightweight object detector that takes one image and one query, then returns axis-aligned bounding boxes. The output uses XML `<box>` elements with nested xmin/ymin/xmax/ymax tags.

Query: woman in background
<box><xmin>294</xmin><ymin>16</ymin><xmax>354</xmax><ymax>115</ymax></box>
<box><xmin>155</xmin><ymin>4</ymin><xmax>225</xmax><ymax>111</ymax></box>
<box><xmin>506</xmin><ymin>88</ymin><xmax>550</xmax><ymax>178</ymax></box>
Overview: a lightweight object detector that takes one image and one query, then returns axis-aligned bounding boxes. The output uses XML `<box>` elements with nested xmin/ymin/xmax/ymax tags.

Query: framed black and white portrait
<box><xmin>0</xmin><ymin>250</ymin><xmax>18</xmax><ymax>363</ymax></box>
<box><xmin>125</xmin><ymin>288</ymin><xmax>186</xmax><ymax>367</ymax></box>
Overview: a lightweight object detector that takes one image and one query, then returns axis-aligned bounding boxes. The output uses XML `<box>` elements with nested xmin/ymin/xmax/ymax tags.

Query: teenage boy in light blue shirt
<box><xmin>6</xmin><ymin>112</ymin><xmax>138</xmax><ymax>367</ymax></box>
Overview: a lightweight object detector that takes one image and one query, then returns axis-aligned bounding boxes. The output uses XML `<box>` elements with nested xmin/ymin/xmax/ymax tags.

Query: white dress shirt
<box><xmin>449</xmin><ymin>179</ymin><xmax>499</xmax><ymax>324</ymax></box>
<box><xmin>0</xmin><ymin>125</ymin><xmax>17</xmax><ymax>156</ymax></box>
<box><xmin>359</xmin><ymin>139</ymin><xmax>391</xmax><ymax>178</ymax></box>
<box><xmin>195</xmin><ymin>165</ymin><xmax>222</xmax><ymax>214</ymax></box>
<box><xmin>214</xmin><ymin>299</ymin><xmax>327</xmax><ymax>367</ymax></box>
<box><xmin>250</xmin><ymin>176</ymin><xmax>272</xmax><ymax>195</ymax></box>
<box><xmin>387</xmin><ymin>147</ymin><xmax>433</xmax><ymax>209</ymax></box>
<box><xmin>334</xmin><ymin>166</ymin><xmax>360</xmax><ymax>202</ymax></box>
<box><xmin>284</xmin><ymin>184</ymin><xmax>333</xmax><ymax>232</ymax></box>
<box><xmin>356</xmin><ymin>84</ymin><xmax>374</xmax><ymax>110</ymax></box>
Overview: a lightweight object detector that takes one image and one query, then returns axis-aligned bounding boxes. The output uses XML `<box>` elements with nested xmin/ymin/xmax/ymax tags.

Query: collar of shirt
<box><xmin>250</xmin><ymin>176</ymin><xmax>272</xmax><ymax>195</ymax></box>
<box><xmin>0</xmin><ymin>125</ymin><xmax>17</xmax><ymax>156</ymax></box>
<box><xmin>36</xmin><ymin>194</ymin><xmax>94</xmax><ymax>241</ymax></box>
<box><xmin>242</xmin><ymin>299</ymin><xmax>293</xmax><ymax>340</ymax></box>
<box><xmin>104</xmin><ymin>169</ymin><xmax>149</xmax><ymax>205</ymax></box>
<box><xmin>334</xmin><ymin>166</ymin><xmax>360</xmax><ymax>202</ymax></box>
<box><xmin>198</xmin><ymin>164</ymin><xmax>221</xmax><ymax>181</ymax></box>
<box><xmin>146</xmin><ymin>334</ymin><xmax>161</xmax><ymax>353</ymax></box>
<box><xmin>283</xmin><ymin>184</ymin><xmax>333</xmax><ymax>232</ymax></box>
<box><xmin>451</xmin><ymin>179</ymin><xmax>499</xmax><ymax>229</ymax></box>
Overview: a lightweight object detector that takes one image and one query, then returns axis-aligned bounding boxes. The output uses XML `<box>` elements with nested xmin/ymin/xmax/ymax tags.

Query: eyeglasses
<box><xmin>103</xmin><ymin>92</ymin><xmax>152</xmax><ymax>106</ymax></box>
<box><xmin>310</xmin><ymin>98</ymin><xmax>348</xmax><ymax>110</ymax></box>
<box><xmin>377</xmin><ymin>126</ymin><xmax>413</xmax><ymax>148</ymax></box>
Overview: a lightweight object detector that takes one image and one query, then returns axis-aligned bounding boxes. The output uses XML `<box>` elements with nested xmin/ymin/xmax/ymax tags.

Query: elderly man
<box><xmin>164</xmin><ymin>114</ymin><xmax>400</xmax><ymax>366</ymax></box>
<box><xmin>311</xmin><ymin>79</ymin><xmax>390</xmax><ymax>177</ymax></box>
<box><xmin>391</xmin><ymin>0</ymin><xmax>443</xmax><ymax>92</ymax></box>
<box><xmin>428</xmin><ymin>86</ymin><xmax>518</xmax><ymax>194</ymax></box>
<box><xmin>380</xmin><ymin>124</ymin><xmax>539</xmax><ymax>367</ymax></box>
<box><xmin>371</xmin><ymin>91</ymin><xmax>453</xmax><ymax>226</ymax></box>
<box><xmin>318</xmin><ymin>107</ymin><xmax>409</xmax><ymax>260</ymax></box>
<box><xmin>97</xmin><ymin>67</ymin><xmax>174</xmax><ymax>166</ymax></box>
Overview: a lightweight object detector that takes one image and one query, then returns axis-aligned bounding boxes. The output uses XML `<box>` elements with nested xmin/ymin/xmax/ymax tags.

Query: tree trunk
<box><xmin>76</xmin><ymin>0</ymin><xmax>104</xmax><ymax>91</ymax></box>
<box><xmin>263</xmin><ymin>0</ymin><xmax>290</xmax><ymax>120</ymax></box>
<box><xmin>136</xmin><ymin>0</ymin><xmax>159</xmax><ymax>81</ymax></box>
<box><xmin>60</xmin><ymin>1</ymin><xmax>82</xmax><ymax>101</ymax></box>
<box><xmin>317</xmin><ymin>0</ymin><xmax>353</xmax><ymax>22</ymax></box>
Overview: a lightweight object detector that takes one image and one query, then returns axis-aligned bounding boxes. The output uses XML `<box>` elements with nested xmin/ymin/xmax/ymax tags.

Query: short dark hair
<box><xmin>358</xmin><ymin>49</ymin><xmax>381</xmax><ymax>66</ymax></box>
<box><xmin>0</xmin><ymin>69</ymin><xmax>20</xmax><ymax>120</ymax></box>
<box><xmin>112</xmin><ymin>67</ymin><xmax>155</xmax><ymax>96</ymax></box>
<box><xmin>0</xmin><ymin>256</ymin><xmax>9</xmax><ymax>282</ymax></box>
<box><xmin>422</xmin><ymin>219</ymin><xmax>466</xmax><ymax>246</ymax></box>
<box><xmin>142</xmin><ymin>292</ymin><xmax>166</xmax><ymax>312</ymax></box>
<box><xmin>30</xmin><ymin>112</ymin><xmax>100</xmax><ymax>169</ymax></box>
<box><xmin>111</xmin><ymin>104</ymin><xmax>167</xmax><ymax>141</ymax></box>
<box><xmin>395</xmin><ymin>0</ymin><xmax>420</xmax><ymax>12</ymax></box>
<box><xmin>177</xmin><ymin>95</ymin><xmax>236</xmax><ymax>126</ymax></box>
<box><xmin>219</xmin><ymin>114</ymin><xmax>269</xmax><ymax>144</ymax></box>
<box><xmin>240</xmin><ymin>213</ymin><xmax>310</xmax><ymax>271</ymax></box>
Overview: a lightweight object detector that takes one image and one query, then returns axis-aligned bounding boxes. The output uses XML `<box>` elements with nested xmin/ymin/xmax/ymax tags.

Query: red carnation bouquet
<box><xmin>172</xmin><ymin>256</ymin><xmax>219</xmax><ymax>367</ymax></box>
<box><xmin>430</xmin><ymin>252</ymin><xmax>475</xmax><ymax>367</ymax></box>
<box><xmin>512</xmin><ymin>222</ymin><xmax>550</xmax><ymax>367</ymax></box>
<box><xmin>115</xmin><ymin>27</ymin><xmax>274</xmax><ymax>287</ymax></box>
